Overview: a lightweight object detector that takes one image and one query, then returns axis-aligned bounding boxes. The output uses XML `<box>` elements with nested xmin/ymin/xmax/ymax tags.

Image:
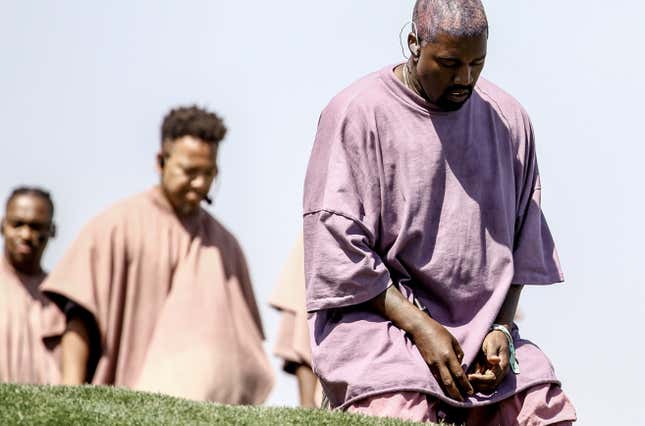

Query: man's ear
<box><xmin>408</xmin><ymin>32</ymin><xmax>420</xmax><ymax>58</ymax></box>
<box><xmin>49</xmin><ymin>222</ymin><xmax>57</xmax><ymax>239</ymax></box>
<box><xmin>0</xmin><ymin>217</ymin><xmax>5</xmax><ymax>237</ymax></box>
<box><xmin>156</xmin><ymin>152</ymin><xmax>165</xmax><ymax>173</ymax></box>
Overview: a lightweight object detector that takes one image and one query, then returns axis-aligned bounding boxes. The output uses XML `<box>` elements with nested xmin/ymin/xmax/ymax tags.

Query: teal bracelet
<box><xmin>491</xmin><ymin>324</ymin><xmax>520</xmax><ymax>374</ymax></box>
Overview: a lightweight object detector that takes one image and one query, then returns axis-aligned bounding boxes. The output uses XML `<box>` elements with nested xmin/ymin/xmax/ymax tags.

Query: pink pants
<box><xmin>346</xmin><ymin>384</ymin><xmax>576</xmax><ymax>425</ymax></box>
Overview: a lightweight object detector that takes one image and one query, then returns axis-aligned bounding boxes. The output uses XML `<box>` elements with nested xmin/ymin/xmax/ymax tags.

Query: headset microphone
<box><xmin>203</xmin><ymin>195</ymin><xmax>213</xmax><ymax>205</ymax></box>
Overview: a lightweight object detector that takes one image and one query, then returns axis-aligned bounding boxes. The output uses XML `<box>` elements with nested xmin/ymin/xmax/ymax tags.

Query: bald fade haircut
<box><xmin>412</xmin><ymin>0</ymin><xmax>488</xmax><ymax>44</ymax></box>
<box><xmin>6</xmin><ymin>186</ymin><xmax>55</xmax><ymax>217</ymax></box>
<box><xmin>161</xmin><ymin>105</ymin><xmax>227</xmax><ymax>146</ymax></box>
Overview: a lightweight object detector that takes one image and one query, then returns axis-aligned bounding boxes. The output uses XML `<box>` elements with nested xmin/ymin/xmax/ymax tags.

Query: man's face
<box><xmin>1</xmin><ymin>194</ymin><xmax>54</xmax><ymax>273</ymax></box>
<box><xmin>413</xmin><ymin>32</ymin><xmax>487</xmax><ymax>111</ymax></box>
<box><xmin>158</xmin><ymin>135</ymin><xmax>218</xmax><ymax>216</ymax></box>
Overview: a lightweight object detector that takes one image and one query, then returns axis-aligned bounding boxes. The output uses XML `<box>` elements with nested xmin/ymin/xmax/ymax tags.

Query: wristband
<box><xmin>491</xmin><ymin>324</ymin><xmax>520</xmax><ymax>374</ymax></box>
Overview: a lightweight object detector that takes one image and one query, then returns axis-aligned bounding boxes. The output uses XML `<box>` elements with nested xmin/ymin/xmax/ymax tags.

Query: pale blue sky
<box><xmin>1</xmin><ymin>1</ymin><xmax>642</xmax><ymax>423</ymax></box>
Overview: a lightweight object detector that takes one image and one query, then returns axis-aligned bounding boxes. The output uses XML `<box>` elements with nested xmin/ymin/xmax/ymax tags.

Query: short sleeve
<box><xmin>42</xmin><ymin>215</ymin><xmax>124</xmax><ymax>347</ymax></box>
<box><xmin>303</xmin><ymin>102</ymin><xmax>391</xmax><ymax>311</ymax></box>
<box><xmin>511</xmin><ymin>113</ymin><xmax>564</xmax><ymax>285</ymax></box>
<box><xmin>304</xmin><ymin>211</ymin><xmax>392</xmax><ymax>311</ymax></box>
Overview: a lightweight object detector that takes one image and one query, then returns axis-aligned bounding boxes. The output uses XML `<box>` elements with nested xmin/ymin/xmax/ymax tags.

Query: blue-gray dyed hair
<box><xmin>412</xmin><ymin>0</ymin><xmax>488</xmax><ymax>44</ymax></box>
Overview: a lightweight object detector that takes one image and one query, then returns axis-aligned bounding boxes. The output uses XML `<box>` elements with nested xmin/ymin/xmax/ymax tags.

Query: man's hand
<box><xmin>409</xmin><ymin>317</ymin><xmax>474</xmax><ymax>401</ymax></box>
<box><xmin>368</xmin><ymin>285</ymin><xmax>473</xmax><ymax>401</ymax></box>
<box><xmin>467</xmin><ymin>329</ymin><xmax>510</xmax><ymax>393</ymax></box>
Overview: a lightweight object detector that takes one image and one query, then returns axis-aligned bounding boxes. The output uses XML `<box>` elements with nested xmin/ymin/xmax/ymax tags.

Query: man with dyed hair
<box><xmin>304</xmin><ymin>0</ymin><xmax>576</xmax><ymax>423</ymax></box>
<box><xmin>0</xmin><ymin>187</ymin><xmax>64</xmax><ymax>383</ymax></box>
<box><xmin>43</xmin><ymin>106</ymin><xmax>274</xmax><ymax>404</ymax></box>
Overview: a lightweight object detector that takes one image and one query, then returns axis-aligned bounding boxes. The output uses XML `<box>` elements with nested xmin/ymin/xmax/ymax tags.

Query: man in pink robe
<box><xmin>269</xmin><ymin>235</ymin><xmax>322</xmax><ymax>407</ymax></box>
<box><xmin>0</xmin><ymin>187</ymin><xmax>65</xmax><ymax>384</ymax></box>
<box><xmin>43</xmin><ymin>106</ymin><xmax>274</xmax><ymax>404</ymax></box>
<box><xmin>303</xmin><ymin>1</ymin><xmax>576</xmax><ymax>424</ymax></box>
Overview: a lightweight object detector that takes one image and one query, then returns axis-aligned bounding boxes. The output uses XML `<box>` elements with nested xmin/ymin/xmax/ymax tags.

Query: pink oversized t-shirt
<box><xmin>303</xmin><ymin>65</ymin><xmax>564</xmax><ymax>409</ymax></box>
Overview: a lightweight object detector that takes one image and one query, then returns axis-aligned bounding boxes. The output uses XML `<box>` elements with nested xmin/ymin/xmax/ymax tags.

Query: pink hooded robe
<box><xmin>43</xmin><ymin>187</ymin><xmax>274</xmax><ymax>404</ymax></box>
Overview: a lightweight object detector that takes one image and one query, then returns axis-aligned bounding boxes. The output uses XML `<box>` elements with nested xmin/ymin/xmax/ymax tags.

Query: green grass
<box><xmin>0</xmin><ymin>384</ymin><xmax>421</xmax><ymax>425</ymax></box>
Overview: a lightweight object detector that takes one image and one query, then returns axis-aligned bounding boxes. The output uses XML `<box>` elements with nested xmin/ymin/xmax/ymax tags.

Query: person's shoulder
<box><xmin>320</xmin><ymin>68</ymin><xmax>387</xmax><ymax>123</ymax></box>
<box><xmin>475</xmin><ymin>77</ymin><xmax>532</xmax><ymax>129</ymax></box>
<box><xmin>81</xmin><ymin>190</ymin><xmax>151</xmax><ymax>235</ymax></box>
<box><xmin>202</xmin><ymin>213</ymin><xmax>245</xmax><ymax>255</ymax></box>
<box><xmin>0</xmin><ymin>258</ymin><xmax>18</xmax><ymax>284</ymax></box>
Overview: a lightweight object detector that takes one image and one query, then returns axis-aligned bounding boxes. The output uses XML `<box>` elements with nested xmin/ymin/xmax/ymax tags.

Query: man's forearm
<box><xmin>369</xmin><ymin>282</ymin><xmax>473</xmax><ymax>400</ymax></box>
<box><xmin>295</xmin><ymin>364</ymin><xmax>318</xmax><ymax>408</ymax></box>
<box><xmin>368</xmin><ymin>284</ymin><xmax>432</xmax><ymax>335</ymax></box>
<box><xmin>495</xmin><ymin>285</ymin><xmax>523</xmax><ymax>329</ymax></box>
<box><xmin>61</xmin><ymin>316</ymin><xmax>91</xmax><ymax>385</ymax></box>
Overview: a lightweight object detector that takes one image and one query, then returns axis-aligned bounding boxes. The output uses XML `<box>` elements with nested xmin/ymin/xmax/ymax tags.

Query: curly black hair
<box><xmin>6</xmin><ymin>186</ymin><xmax>55</xmax><ymax>217</ymax></box>
<box><xmin>161</xmin><ymin>105</ymin><xmax>227</xmax><ymax>145</ymax></box>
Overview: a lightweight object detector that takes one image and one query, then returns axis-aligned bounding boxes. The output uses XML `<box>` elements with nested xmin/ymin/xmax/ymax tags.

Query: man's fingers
<box><xmin>468</xmin><ymin>370</ymin><xmax>496</xmax><ymax>383</ymax></box>
<box><xmin>497</xmin><ymin>348</ymin><xmax>509</xmax><ymax>372</ymax></box>
<box><xmin>473</xmin><ymin>362</ymin><xmax>486</xmax><ymax>375</ymax></box>
<box><xmin>487</xmin><ymin>354</ymin><xmax>501</xmax><ymax>365</ymax></box>
<box><xmin>468</xmin><ymin>370</ymin><xmax>497</xmax><ymax>394</ymax></box>
<box><xmin>453</xmin><ymin>338</ymin><xmax>464</xmax><ymax>363</ymax></box>
<box><xmin>437</xmin><ymin>364</ymin><xmax>464</xmax><ymax>401</ymax></box>
<box><xmin>448</xmin><ymin>357</ymin><xmax>473</xmax><ymax>396</ymax></box>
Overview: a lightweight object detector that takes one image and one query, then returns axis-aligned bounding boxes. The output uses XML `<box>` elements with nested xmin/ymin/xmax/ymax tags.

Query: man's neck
<box><xmin>398</xmin><ymin>61</ymin><xmax>435</xmax><ymax>106</ymax></box>
<box><xmin>4</xmin><ymin>254</ymin><xmax>42</xmax><ymax>276</ymax></box>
